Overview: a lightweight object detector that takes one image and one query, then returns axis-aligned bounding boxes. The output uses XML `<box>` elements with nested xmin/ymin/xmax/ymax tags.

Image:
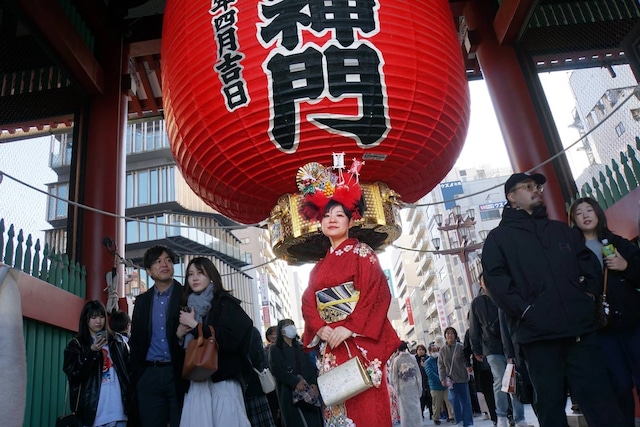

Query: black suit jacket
<box><xmin>128</xmin><ymin>279</ymin><xmax>187</xmax><ymax>402</ymax></box>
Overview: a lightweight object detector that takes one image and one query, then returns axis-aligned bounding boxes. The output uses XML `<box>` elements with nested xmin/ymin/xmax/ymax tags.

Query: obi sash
<box><xmin>316</xmin><ymin>281</ymin><xmax>360</xmax><ymax>323</ymax></box>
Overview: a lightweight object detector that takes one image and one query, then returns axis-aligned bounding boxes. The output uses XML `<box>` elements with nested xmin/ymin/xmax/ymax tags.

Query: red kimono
<box><xmin>302</xmin><ymin>238</ymin><xmax>401</xmax><ymax>427</ymax></box>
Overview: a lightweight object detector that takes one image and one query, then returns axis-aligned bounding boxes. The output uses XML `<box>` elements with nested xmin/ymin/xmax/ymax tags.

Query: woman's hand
<box><xmin>295</xmin><ymin>379</ymin><xmax>307</xmax><ymax>391</ymax></box>
<box><xmin>441</xmin><ymin>380</ymin><xmax>447</xmax><ymax>387</ymax></box>
<box><xmin>179</xmin><ymin>308</ymin><xmax>198</xmax><ymax>329</ymax></box>
<box><xmin>605</xmin><ymin>249</ymin><xmax>628</xmax><ymax>272</ymax></box>
<box><xmin>317</xmin><ymin>326</ymin><xmax>334</xmax><ymax>341</ymax></box>
<box><xmin>90</xmin><ymin>336</ymin><xmax>107</xmax><ymax>351</ymax></box>
<box><xmin>326</xmin><ymin>326</ymin><xmax>353</xmax><ymax>349</ymax></box>
<box><xmin>176</xmin><ymin>323</ymin><xmax>191</xmax><ymax>339</ymax></box>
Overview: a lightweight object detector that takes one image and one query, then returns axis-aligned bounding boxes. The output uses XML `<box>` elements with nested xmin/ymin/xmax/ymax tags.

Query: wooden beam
<box><xmin>16</xmin><ymin>0</ymin><xmax>104</xmax><ymax>95</ymax></box>
<box><xmin>493</xmin><ymin>0</ymin><xmax>537</xmax><ymax>45</ymax></box>
<box><xmin>134</xmin><ymin>58</ymin><xmax>158</xmax><ymax>114</ymax></box>
<box><xmin>129</xmin><ymin>39</ymin><xmax>162</xmax><ymax>58</ymax></box>
<box><xmin>3</xmin><ymin>266</ymin><xmax>85</xmax><ymax>333</ymax></box>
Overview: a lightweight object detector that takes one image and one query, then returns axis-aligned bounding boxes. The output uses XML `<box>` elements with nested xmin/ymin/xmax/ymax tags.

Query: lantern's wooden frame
<box><xmin>269</xmin><ymin>182</ymin><xmax>403</xmax><ymax>264</ymax></box>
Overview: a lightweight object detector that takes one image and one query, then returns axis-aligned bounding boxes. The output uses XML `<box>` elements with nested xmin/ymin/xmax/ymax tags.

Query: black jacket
<box><xmin>63</xmin><ymin>333</ymin><xmax>130</xmax><ymax>426</ymax></box>
<box><xmin>128</xmin><ymin>280</ymin><xmax>187</xmax><ymax>401</ymax></box>
<box><xmin>481</xmin><ymin>205</ymin><xmax>602</xmax><ymax>344</ymax></box>
<box><xmin>469</xmin><ymin>293</ymin><xmax>503</xmax><ymax>357</ymax></box>
<box><xmin>595</xmin><ymin>231</ymin><xmax>640</xmax><ymax>331</ymax></box>
<box><xmin>202</xmin><ymin>290</ymin><xmax>253</xmax><ymax>388</ymax></box>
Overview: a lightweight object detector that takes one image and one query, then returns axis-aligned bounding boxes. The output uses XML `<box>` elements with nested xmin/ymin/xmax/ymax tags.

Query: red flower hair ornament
<box><xmin>298</xmin><ymin>155</ymin><xmax>365</xmax><ymax>222</ymax></box>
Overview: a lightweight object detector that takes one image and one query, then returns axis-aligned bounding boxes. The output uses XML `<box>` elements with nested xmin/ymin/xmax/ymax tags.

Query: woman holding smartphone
<box><xmin>63</xmin><ymin>300</ymin><xmax>130</xmax><ymax>427</ymax></box>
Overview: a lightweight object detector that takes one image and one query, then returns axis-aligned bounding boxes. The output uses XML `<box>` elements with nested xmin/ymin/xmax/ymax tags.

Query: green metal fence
<box><xmin>0</xmin><ymin>218</ymin><xmax>86</xmax><ymax>426</ymax></box>
<box><xmin>567</xmin><ymin>139</ymin><xmax>640</xmax><ymax>211</ymax></box>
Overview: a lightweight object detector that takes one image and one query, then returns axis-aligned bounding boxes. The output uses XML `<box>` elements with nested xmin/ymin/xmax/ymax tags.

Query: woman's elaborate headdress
<box><xmin>298</xmin><ymin>153</ymin><xmax>365</xmax><ymax>221</ymax></box>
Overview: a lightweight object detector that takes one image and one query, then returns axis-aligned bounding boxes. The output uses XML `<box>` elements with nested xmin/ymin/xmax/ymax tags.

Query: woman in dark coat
<box><xmin>63</xmin><ymin>300</ymin><xmax>130</xmax><ymax>427</ymax></box>
<box><xmin>268</xmin><ymin>319</ymin><xmax>322</xmax><ymax>427</ymax></box>
<box><xmin>569</xmin><ymin>197</ymin><xmax>640</xmax><ymax>427</ymax></box>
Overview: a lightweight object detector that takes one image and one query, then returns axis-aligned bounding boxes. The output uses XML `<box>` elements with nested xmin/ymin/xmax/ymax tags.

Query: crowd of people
<box><xmin>61</xmin><ymin>170</ymin><xmax>639</xmax><ymax>427</ymax></box>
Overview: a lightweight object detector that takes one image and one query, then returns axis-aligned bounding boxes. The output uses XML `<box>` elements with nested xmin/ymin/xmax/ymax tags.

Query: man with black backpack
<box><xmin>469</xmin><ymin>274</ymin><xmax>531</xmax><ymax>427</ymax></box>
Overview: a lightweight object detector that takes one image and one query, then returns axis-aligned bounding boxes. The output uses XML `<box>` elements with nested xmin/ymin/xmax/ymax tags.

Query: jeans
<box><xmin>449</xmin><ymin>382</ymin><xmax>474</xmax><ymax>426</ymax></box>
<box><xmin>486</xmin><ymin>354</ymin><xmax>525</xmax><ymax>422</ymax></box>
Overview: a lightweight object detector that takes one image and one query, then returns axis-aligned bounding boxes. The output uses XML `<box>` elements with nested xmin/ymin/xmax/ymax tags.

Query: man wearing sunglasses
<box><xmin>481</xmin><ymin>172</ymin><xmax>624</xmax><ymax>427</ymax></box>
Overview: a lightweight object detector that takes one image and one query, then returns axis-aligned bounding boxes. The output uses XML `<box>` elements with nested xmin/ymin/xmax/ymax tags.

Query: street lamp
<box><xmin>431</xmin><ymin>206</ymin><xmax>485</xmax><ymax>300</ymax></box>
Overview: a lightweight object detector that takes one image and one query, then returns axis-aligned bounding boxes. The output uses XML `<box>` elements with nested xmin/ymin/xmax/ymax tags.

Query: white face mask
<box><xmin>430</xmin><ymin>352</ymin><xmax>439</xmax><ymax>359</ymax></box>
<box><xmin>282</xmin><ymin>325</ymin><xmax>297</xmax><ymax>339</ymax></box>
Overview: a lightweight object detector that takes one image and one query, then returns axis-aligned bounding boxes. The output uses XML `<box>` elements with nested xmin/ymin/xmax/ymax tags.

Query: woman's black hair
<box><xmin>443</xmin><ymin>326</ymin><xmax>458</xmax><ymax>341</ymax></box>
<box><xmin>275</xmin><ymin>318</ymin><xmax>297</xmax><ymax>348</ymax></box>
<box><xmin>568</xmin><ymin>197</ymin><xmax>609</xmax><ymax>241</ymax></box>
<box><xmin>78</xmin><ymin>300</ymin><xmax>110</xmax><ymax>345</ymax></box>
<box><xmin>323</xmin><ymin>196</ymin><xmax>366</xmax><ymax>221</ymax></box>
<box><xmin>182</xmin><ymin>257</ymin><xmax>227</xmax><ymax>305</ymax></box>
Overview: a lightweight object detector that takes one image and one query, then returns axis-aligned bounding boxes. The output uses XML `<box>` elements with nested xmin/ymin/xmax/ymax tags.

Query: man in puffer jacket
<box><xmin>481</xmin><ymin>172</ymin><xmax>624</xmax><ymax>427</ymax></box>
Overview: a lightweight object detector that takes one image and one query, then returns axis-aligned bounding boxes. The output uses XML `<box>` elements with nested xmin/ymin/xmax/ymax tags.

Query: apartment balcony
<box><xmin>410</xmin><ymin>223</ymin><xmax>427</xmax><ymax>247</ymax></box>
<box><xmin>415</xmin><ymin>254</ymin><xmax>434</xmax><ymax>276</ymax></box>
<box><xmin>422</xmin><ymin>285</ymin><xmax>434</xmax><ymax>304</ymax></box>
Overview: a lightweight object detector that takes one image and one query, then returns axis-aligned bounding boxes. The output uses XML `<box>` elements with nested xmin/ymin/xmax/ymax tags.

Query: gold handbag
<box><xmin>317</xmin><ymin>341</ymin><xmax>373</xmax><ymax>407</ymax></box>
<box><xmin>316</xmin><ymin>281</ymin><xmax>360</xmax><ymax>323</ymax></box>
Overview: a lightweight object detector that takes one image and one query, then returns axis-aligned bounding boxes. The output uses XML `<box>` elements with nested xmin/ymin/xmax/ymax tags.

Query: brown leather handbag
<box><xmin>182</xmin><ymin>323</ymin><xmax>218</xmax><ymax>381</ymax></box>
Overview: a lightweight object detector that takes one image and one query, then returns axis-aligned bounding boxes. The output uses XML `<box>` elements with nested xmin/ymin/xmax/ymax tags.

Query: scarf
<box><xmin>187</xmin><ymin>282</ymin><xmax>214</xmax><ymax>323</ymax></box>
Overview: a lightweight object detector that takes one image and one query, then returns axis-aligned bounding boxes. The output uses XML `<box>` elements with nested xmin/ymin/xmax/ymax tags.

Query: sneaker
<box><xmin>448</xmin><ymin>419</ymin><xmax>456</xmax><ymax>424</ymax></box>
<box><xmin>571</xmin><ymin>404</ymin><xmax>581</xmax><ymax>413</ymax></box>
<box><xmin>434</xmin><ymin>421</ymin><xmax>441</xmax><ymax>426</ymax></box>
<box><xmin>497</xmin><ymin>417</ymin><xmax>509</xmax><ymax>427</ymax></box>
<box><xmin>482</xmin><ymin>413</ymin><xmax>490</xmax><ymax>420</ymax></box>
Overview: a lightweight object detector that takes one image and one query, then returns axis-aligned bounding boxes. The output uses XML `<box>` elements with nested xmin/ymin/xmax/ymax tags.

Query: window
<box><xmin>50</xmin><ymin>133</ymin><xmax>73</xmax><ymax>167</ymax></box>
<box><xmin>47</xmin><ymin>183</ymin><xmax>69</xmax><ymax>220</ymax></box>
<box><xmin>126</xmin><ymin>166</ymin><xmax>176</xmax><ymax>208</ymax></box>
<box><xmin>438</xmin><ymin>267</ymin><xmax>447</xmax><ymax>281</ymax></box>
<box><xmin>631</xmin><ymin>108</ymin><xmax>640</xmax><ymax>122</ymax></box>
<box><xmin>480</xmin><ymin>209</ymin><xmax>502</xmax><ymax>221</ymax></box>
<box><xmin>443</xmin><ymin>289</ymin><xmax>451</xmax><ymax>303</ymax></box>
<box><xmin>615</xmin><ymin>122</ymin><xmax>625</xmax><ymax>137</ymax></box>
<box><xmin>447</xmin><ymin>313</ymin><xmax>456</xmax><ymax>326</ymax></box>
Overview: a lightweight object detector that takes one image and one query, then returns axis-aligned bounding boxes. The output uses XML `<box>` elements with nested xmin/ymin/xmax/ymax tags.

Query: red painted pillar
<box><xmin>78</xmin><ymin>40</ymin><xmax>128</xmax><ymax>303</ymax></box>
<box><xmin>463</xmin><ymin>1</ymin><xmax>569</xmax><ymax>221</ymax></box>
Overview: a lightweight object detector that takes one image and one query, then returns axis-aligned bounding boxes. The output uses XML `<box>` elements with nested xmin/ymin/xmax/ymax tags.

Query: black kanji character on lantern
<box><xmin>217</xmin><ymin>27</ymin><xmax>239</xmax><ymax>57</ymax></box>
<box><xmin>315</xmin><ymin>44</ymin><xmax>387</xmax><ymax>146</ymax></box>
<box><xmin>260</xmin><ymin>0</ymin><xmax>312</xmax><ymax>50</ymax></box>
<box><xmin>215</xmin><ymin>52</ymin><xmax>245</xmax><ymax>84</ymax></box>
<box><xmin>222</xmin><ymin>80</ymin><xmax>249</xmax><ymax>110</ymax></box>
<box><xmin>265</xmin><ymin>47</ymin><xmax>324</xmax><ymax>150</ymax></box>
<box><xmin>309</xmin><ymin>0</ymin><xmax>377</xmax><ymax>47</ymax></box>
<box><xmin>210</xmin><ymin>0</ymin><xmax>236</xmax><ymax>14</ymax></box>
<box><xmin>213</xmin><ymin>9</ymin><xmax>237</xmax><ymax>33</ymax></box>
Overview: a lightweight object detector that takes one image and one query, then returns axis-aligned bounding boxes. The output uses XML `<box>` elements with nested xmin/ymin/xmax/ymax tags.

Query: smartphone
<box><xmin>95</xmin><ymin>330</ymin><xmax>107</xmax><ymax>340</ymax></box>
<box><xmin>180</xmin><ymin>306</ymin><xmax>192</xmax><ymax>313</ymax></box>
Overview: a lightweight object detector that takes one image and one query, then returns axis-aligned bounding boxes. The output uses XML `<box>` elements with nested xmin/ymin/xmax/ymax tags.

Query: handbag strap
<box><xmin>603</xmin><ymin>268</ymin><xmax>608</xmax><ymax>299</ymax></box>
<box><xmin>448</xmin><ymin>343</ymin><xmax>457</xmax><ymax>377</ymax></box>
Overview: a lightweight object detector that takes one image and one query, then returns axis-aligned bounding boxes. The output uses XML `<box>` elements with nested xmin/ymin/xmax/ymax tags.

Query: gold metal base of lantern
<box><xmin>269</xmin><ymin>182</ymin><xmax>403</xmax><ymax>264</ymax></box>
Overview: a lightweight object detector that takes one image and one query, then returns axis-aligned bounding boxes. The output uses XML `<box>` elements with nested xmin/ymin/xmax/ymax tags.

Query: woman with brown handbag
<box><xmin>177</xmin><ymin>257</ymin><xmax>252</xmax><ymax>427</ymax></box>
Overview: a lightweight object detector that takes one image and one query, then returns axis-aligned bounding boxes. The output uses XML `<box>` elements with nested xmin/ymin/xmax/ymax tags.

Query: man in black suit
<box><xmin>129</xmin><ymin>245</ymin><xmax>186</xmax><ymax>427</ymax></box>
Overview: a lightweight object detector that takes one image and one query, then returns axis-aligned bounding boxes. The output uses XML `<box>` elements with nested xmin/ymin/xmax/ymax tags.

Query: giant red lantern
<box><xmin>162</xmin><ymin>0</ymin><xmax>469</xmax><ymax>225</ymax></box>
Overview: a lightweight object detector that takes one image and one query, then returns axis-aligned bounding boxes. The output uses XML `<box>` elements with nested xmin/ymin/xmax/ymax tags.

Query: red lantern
<box><xmin>162</xmin><ymin>0</ymin><xmax>469</xmax><ymax>224</ymax></box>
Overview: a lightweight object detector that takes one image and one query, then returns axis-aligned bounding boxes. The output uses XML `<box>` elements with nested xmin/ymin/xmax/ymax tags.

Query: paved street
<box><xmin>419</xmin><ymin>403</ymin><xmax>541</xmax><ymax>426</ymax></box>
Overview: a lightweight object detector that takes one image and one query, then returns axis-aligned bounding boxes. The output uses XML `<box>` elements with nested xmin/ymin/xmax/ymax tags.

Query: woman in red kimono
<box><xmin>301</xmin><ymin>181</ymin><xmax>401</xmax><ymax>427</ymax></box>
